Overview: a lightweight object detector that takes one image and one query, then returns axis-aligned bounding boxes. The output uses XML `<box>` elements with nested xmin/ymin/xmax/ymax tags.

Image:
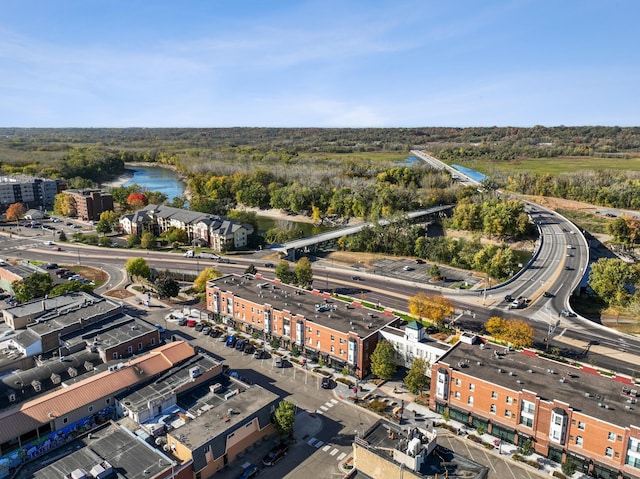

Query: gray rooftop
<box><xmin>440</xmin><ymin>341</ymin><xmax>640</xmax><ymax>428</ymax></box>
<box><xmin>0</xmin><ymin>349</ymin><xmax>101</xmax><ymax>409</ymax></box>
<box><xmin>360</xmin><ymin>420</ymin><xmax>488</xmax><ymax>478</ymax></box>
<box><xmin>61</xmin><ymin>314</ymin><xmax>157</xmax><ymax>351</ymax></box>
<box><xmin>210</xmin><ymin>274</ymin><xmax>397</xmax><ymax>338</ymax></box>
<box><xmin>171</xmin><ymin>383</ymin><xmax>278</xmax><ymax>450</ymax></box>
<box><xmin>22</xmin><ymin>422</ymin><xmax>175</xmax><ymax>479</ymax></box>
<box><xmin>118</xmin><ymin>351</ymin><xmax>221</xmax><ymax>414</ymax></box>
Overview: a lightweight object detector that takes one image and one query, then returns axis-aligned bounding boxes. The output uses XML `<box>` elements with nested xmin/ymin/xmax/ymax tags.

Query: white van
<box><xmin>273</xmin><ymin>356</ymin><xmax>283</xmax><ymax>368</ymax></box>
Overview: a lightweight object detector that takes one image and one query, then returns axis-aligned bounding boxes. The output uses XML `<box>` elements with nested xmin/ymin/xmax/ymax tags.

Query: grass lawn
<box><xmin>448</xmin><ymin>155</ymin><xmax>640</xmax><ymax>176</ymax></box>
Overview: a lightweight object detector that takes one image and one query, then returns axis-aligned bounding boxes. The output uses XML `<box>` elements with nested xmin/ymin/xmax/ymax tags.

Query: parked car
<box><xmin>201</xmin><ymin>326</ymin><xmax>211</xmax><ymax>335</ymax></box>
<box><xmin>186</xmin><ymin>319</ymin><xmax>197</xmax><ymax>327</ymax></box>
<box><xmin>321</xmin><ymin>377</ymin><xmax>332</xmax><ymax>389</ymax></box>
<box><xmin>254</xmin><ymin>348</ymin><xmax>265</xmax><ymax>359</ymax></box>
<box><xmin>209</xmin><ymin>329</ymin><xmax>222</xmax><ymax>338</ymax></box>
<box><xmin>226</xmin><ymin>336</ymin><xmax>237</xmax><ymax>347</ymax></box>
<box><xmin>235</xmin><ymin>339</ymin><xmax>246</xmax><ymax>351</ymax></box>
<box><xmin>262</xmin><ymin>443</ymin><xmax>289</xmax><ymax>466</ymax></box>
<box><xmin>194</xmin><ymin>322</ymin><xmax>204</xmax><ymax>332</ymax></box>
<box><xmin>237</xmin><ymin>464</ymin><xmax>260</xmax><ymax>479</ymax></box>
<box><xmin>177</xmin><ymin>318</ymin><xmax>187</xmax><ymax>326</ymax></box>
<box><xmin>45</xmin><ymin>263</ymin><xmax>58</xmax><ymax>270</ymax></box>
<box><xmin>273</xmin><ymin>356</ymin><xmax>283</xmax><ymax>368</ymax></box>
<box><xmin>403</xmin><ymin>265</ymin><xmax>414</xmax><ymax>271</ymax></box>
<box><xmin>243</xmin><ymin>343</ymin><xmax>255</xmax><ymax>354</ymax></box>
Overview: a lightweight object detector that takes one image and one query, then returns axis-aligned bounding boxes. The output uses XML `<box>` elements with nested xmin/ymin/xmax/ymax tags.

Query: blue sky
<box><xmin>1</xmin><ymin>0</ymin><xmax>639</xmax><ymax>128</ymax></box>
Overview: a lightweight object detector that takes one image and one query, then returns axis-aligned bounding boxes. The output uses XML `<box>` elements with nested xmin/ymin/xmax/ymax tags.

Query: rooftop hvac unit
<box><xmin>189</xmin><ymin>366</ymin><xmax>202</xmax><ymax>380</ymax></box>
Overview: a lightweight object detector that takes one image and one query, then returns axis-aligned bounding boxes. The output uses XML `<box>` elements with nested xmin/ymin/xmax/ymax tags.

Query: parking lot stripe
<box><xmin>329</xmin><ymin>448</ymin><xmax>339</xmax><ymax>456</ymax></box>
<box><xmin>337</xmin><ymin>452</ymin><xmax>347</xmax><ymax>461</ymax></box>
<box><xmin>330</xmin><ymin>399</ymin><xmax>338</xmax><ymax>405</ymax></box>
<box><xmin>307</xmin><ymin>438</ymin><xmax>317</xmax><ymax>446</ymax></box>
<box><xmin>315</xmin><ymin>441</ymin><xmax>324</xmax><ymax>448</ymax></box>
<box><xmin>320</xmin><ymin>405</ymin><xmax>329</xmax><ymax>411</ymax></box>
<box><xmin>322</xmin><ymin>445</ymin><xmax>331</xmax><ymax>452</ymax></box>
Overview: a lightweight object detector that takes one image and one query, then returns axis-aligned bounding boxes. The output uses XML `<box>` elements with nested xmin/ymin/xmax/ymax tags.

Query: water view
<box><xmin>122</xmin><ymin>164</ymin><xmax>331</xmax><ymax>236</ymax></box>
<box><xmin>124</xmin><ymin>165</ymin><xmax>186</xmax><ymax>203</ymax></box>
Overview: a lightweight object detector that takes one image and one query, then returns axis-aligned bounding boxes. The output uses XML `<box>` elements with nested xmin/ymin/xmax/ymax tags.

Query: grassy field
<box><xmin>555</xmin><ymin>208</ymin><xmax>612</xmax><ymax>235</ymax></box>
<box><xmin>449</xmin><ymin>156</ymin><xmax>640</xmax><ymax>176</ymax></box>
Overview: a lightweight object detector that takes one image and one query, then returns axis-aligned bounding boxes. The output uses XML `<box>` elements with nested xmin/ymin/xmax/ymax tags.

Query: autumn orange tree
<box><xmin>6</xmin><ymin>202</ymin><xmax>26</xmax><ymax>221</ymax></box>
<box><xmin>484</xmin><ymin>316</ymin><xmax>534</xmax><ymax>350</ymax></box>
<box><xmin>127</xmin><ymin>192</ymin><xmax>148</xmax><ymax>210</ymax></box>
<box><xmin>408</xmin><ymin>292</ymin><xmax>454</xmax><ymax>326</ymax></box>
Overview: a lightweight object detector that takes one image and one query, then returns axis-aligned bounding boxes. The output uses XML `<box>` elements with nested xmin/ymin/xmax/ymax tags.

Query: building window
<box><xmin>455</xmin><ymin>378</ymin><xmax>462</xmax><ymax>387</ymax></box>
<box><xmin>316</xmin><ymin>340</ymin><xmax>321</xmax><ymax>348</ymax></box>
<box><xmin>491</xmin><ymin>391</ymin><xmax>497</xmax><ymax>399</ymax></box>
<box><xmin>490</xmin><ymin>404</ymin><xmax>496</xmax><ymax>414</ymax></box>
<box><xmin>605</xmin><ymin>447</ymin><xmax>614</xmax><ymax>458</ymax></box>
<box><xmin>331</xmin><ymin>335</ymin><xmax>335</xmax><ymax>341</ymax></box>
<box><xmin>469</xmin><ymin>383</ymin><xmax>475</xmax><ymax>391</ymax></box>
<box><xmin>150</xmin><ymin>338</ymin><xmax>156</xmax><ymax>346</ymax></box>
<box><xmin>330</xmin><ymin>346</ymin><xmax>335</xmax><ymax>353</ymax></box>
<box><xmin>578</xmin><ymin>421</ymin><xmax>585</xmax><ymax>430</ymax></box>
<box><xmin>138</xmin><ymin>342</ymin><xmax>143</xmax><ymax>351</ymax></box>
<box><xmin>112</xmin><ymin>352</ymin><xmax>118</xmax><ymax>359</ymax></box>
<box><xmin>506</xmin><ymin>396</ymin><xmax>513</xmax><ymax>405</ymax></box>
<box><xmin>608</xmin><ymin>432</ymin><xmax>616</xmax><ymax>441</ymax></box>
<box><xmin>63</xmin><ymin>417</ymin><xmax>68</xmax><ymax>424</ymax></box>
<box><xmin>88</xmin><ymin>406</ymin><xmax>93</xmax><ymax>413</ymax></box>
<box><xmin>467</xmin><ymin>396</ymin><xmax>473</xmax><ymax>405</ymax></box>
<box><xmin>576</xmin><ymin>436</ymin><xmax>583</xmax><ymax>446</ymax></box>
<box><xmin>505</xmin><ymin>410</ymin><xmax>511</xmax><ymax>418</ymax></box>
<box><xmin>105</xmin><ymin>398</ymin><xmax>111</xmax><ymax>405</ymax></box>
<box><xmin>316</xmin><ymin>330</ymin><xmax>320</xmax><ymax>336</ymax></box>
<box><xmin>454</xmin><ymin>391</ymin><xmax>460</xmax><ymax>400</ymax></box>
<box><xmin>127</xmin><ymin>346</ymin><xmax>133</xmax><ymax>354</ymax></box>
<box><xmin>340</xmin><ymin>338</ymin><xmax>345</xmax><ymax>344</ymax></box>
<box><xmin>340</xmin><ymin>349</ymin><xmax>344</xmax><ymax>355</ymax></box>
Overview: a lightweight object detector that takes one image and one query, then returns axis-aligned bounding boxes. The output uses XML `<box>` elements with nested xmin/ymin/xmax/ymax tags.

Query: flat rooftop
<box><xmin>119</xmin><ymin>351</ymin><xmax>221</xmax><ymax>414</ymax></box>
<box><xmin>171</xmin><ymin>383</ymin><xmax>278</xmax><ymax>450</ymax></box>
<box><xmin>440</xmin><ymin>341</ymin><xmax>640</xmax><ymax>427</ymax></box>
<box><xmin>210</xmin><ymin>274</ymin><xmax>396</xmax><ymax>338</ymax></box>
<box><xmin>61</xmin><ymin>314</ymin><xmax>157</xmax><ymax>351</ymax></box>
<box><xmin>20</xmin><ymin>421</ymin><xmax>175</xmax><ymax>479</ymax></box>
<box><xmin>360</xmin><ymin>420</ymin><xmax>488</xmax><ymax>478</ymax></box>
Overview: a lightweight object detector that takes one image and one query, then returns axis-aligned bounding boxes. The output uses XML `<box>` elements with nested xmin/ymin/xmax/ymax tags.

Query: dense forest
<box><xmin>1</xmin><ymin>126</ymin><xmax>640</xmax><ymax>212</ymax></box>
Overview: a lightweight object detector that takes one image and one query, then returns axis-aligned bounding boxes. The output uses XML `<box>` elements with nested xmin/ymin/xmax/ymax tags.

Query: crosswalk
<box><xmin>316</xmin><ymin>398</ymin><xmax>338</xmax><ymax>414</ymax></box>
<box><xmin>306</xmin><ymin>436</ymin><xmax>348</xmax><ymax>462</ymax></box>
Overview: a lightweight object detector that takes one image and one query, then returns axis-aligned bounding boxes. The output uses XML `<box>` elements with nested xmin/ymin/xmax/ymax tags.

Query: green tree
<box><xmin>95</xmin><ymin>219</ymin><xmax>111</xmax><ymax>236</ymax></box>
<box><xmin>58</xmin><ymin>230</ymin><xmax>68</xmax><ymax>242</ymax></box>
<box><xmin>293</xmin><ymin>257</ymin><xmax>313</xmax><ymax>288</ymax></box>
<box><xmin>141</xmin><ymin>231</ymin><xmax>157</xmax><ymax>250</ymax></box>
<box><xmin>127</xmin><ymin>234</ymin><xmax>141</xmax><ymax>248</ymax></box>
<box><xmin>273</xmin><ymin>400</ymin><xmax>296</xmax><ymax>438</ymax></box>
<box><xmin>193</xmin><ymin>267</ymin><xmax>221</xmax><ymax>293</ymax></box>
<box><xmin>50</xmin><ymin>281</ymin><xmax>94</xmax><ymax>296</ymax></box>
<box><xmin>561</xmin><ymin>458</ymin><xmax>577</xmax><ymax>477</ymax></box>
<box><xmin>404</xmin><ymin>357</ymin><xmax>429</xmax><ymax>395</ymax></box>
<box><xmin>588</xmin><ymin>258</ymin><xmax>640</xmax><ymax>307</ymax></box>
<box><xmin>162</xmin><ymin>227</ymin><xmax>189</xmax><ymax>245</ymax></box>
<box><xmin>125</xmin><ymin>257</ymin><xmax>151</xmax><ymax>281</ymax></box>
<box><xmin>155</xmin><ymin>277</ymin><xmax>180</xmax><ymax>298</ymax></box>
<box><xmin>370</xmin><ymin>340</ymin><xmax>397</xmax><ymax>380</ymax></box>
<box><xmin>13</xmin><ymin>273</ymin><xmax>54</xmax><ymax>302</ymax></box>
<box><xmin>275</xmin><ymin>260</ymin><xmax>292</xmax><ymax>284</ymax></box>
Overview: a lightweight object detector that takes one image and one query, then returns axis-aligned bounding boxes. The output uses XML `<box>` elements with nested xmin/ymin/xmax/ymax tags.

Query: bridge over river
<box><xmin>273</xmin><ymin>204</ymin><xmax>453</xmax><ymax>260</ymax></box>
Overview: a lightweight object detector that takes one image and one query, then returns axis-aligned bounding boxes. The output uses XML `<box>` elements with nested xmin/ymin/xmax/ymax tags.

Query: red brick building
<box><xmin>206</xmin><ymin>274</ymin><xmax>400</xmax><ymax>378</ymax></box>
<box><xmin>431</xmin><ymin>340</ymin><xmax>640</xmax><ymax>479</ymax></box>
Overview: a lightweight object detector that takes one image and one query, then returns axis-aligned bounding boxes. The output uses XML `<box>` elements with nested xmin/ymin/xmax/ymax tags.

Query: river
<box><xmin>122</xmin><ymin>164</ymin><xmax>330</xmax><ymax>236</ymax></box>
